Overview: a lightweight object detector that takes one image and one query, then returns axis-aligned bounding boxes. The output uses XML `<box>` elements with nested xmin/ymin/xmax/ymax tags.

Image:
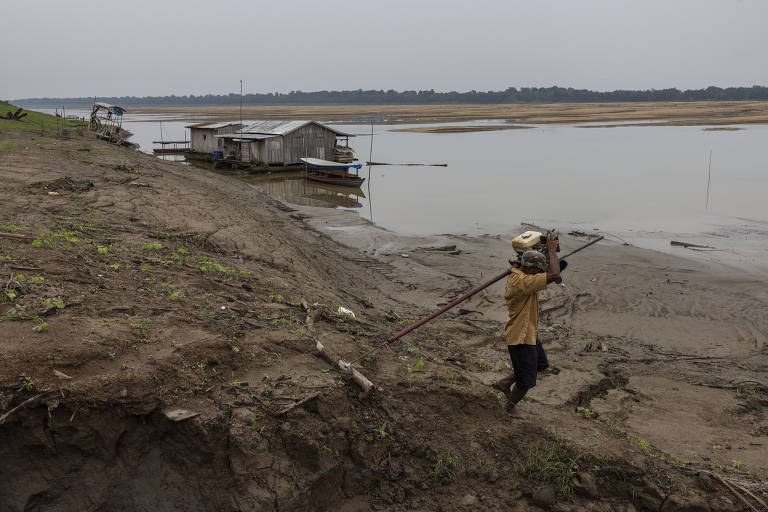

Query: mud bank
<box><xmin>0</xmin><ymin>126</ymin><xmax>766</xmax><ymax>511</ymax></box>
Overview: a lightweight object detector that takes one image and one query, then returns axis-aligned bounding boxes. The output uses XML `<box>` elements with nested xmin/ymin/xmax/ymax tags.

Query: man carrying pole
<box><xmin>494</xmin><ymin>232</ymin><xmax>561</xmax><ymax>418</ymax></box>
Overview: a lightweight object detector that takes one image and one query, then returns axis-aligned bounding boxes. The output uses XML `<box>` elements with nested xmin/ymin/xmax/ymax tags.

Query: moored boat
<box><xmin>305</xmin><ymin>169</ymin><xmax>365</xmax><ymax>187</ymax></box>
<box><xmin>299</xmin><ymin>157</ymin><xmax>363</xmax><ymax>171</ymax></box>
<box><xmin>300</xmin><ymin>157</ymin><xmax>365</xmax><ymax>186</ymax></box>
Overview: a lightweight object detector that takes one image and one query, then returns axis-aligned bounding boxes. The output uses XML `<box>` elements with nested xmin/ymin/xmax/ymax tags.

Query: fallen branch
<box><xmin>274</xmin><ymin>392</ymin><xmax>321</xmax><ymax>416</ymax></box>
<box><xmin>315</xmin><ymin>340</ymin><xmax>375</xmax><ymax>396</ymax></box>
<box><xmin>0</xmin><ymin>232</ymin><xmax>29</xmax><ymax>240</ymax></box>
<box><xmin>0</xmin><ymin>393</ymin><xmax>53</xmax><ymax>425</ymax></box>
<box><xmin>302</xmin><ymin>302</ymin><xmax>376</xmax><ymax>396</ymax></box>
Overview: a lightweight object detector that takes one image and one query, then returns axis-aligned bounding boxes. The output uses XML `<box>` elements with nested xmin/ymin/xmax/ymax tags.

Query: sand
<box><xmin>134</xmin><ymin>100</ymin><xmax>768</xmax><ymax>126</ymax></box>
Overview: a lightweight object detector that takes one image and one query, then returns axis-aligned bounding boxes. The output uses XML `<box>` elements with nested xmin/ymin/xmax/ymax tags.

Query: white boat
<box><xmin>299</xmin><ymin>157</ymin><xmax>363</xmax><ymax>170</ymax></box>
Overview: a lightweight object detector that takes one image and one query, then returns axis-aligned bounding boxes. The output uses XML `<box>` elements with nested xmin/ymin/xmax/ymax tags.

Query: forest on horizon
<box><xmin>13</xmin><ymin>85</ymin><xmax>768</xmax><ymax>109</ymax></box>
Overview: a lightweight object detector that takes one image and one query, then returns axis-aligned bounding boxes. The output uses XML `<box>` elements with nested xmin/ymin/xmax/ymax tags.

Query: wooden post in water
<box><xmin>705</xmin><ymin>150</ymin><xmax>712</xmax><ymax>211</ymax></box>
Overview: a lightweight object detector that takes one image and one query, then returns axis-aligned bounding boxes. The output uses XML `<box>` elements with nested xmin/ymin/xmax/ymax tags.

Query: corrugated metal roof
<box><xmin>215</xmin><ymin>133</ymin><xmax>276</xmax><ymax>140</ymax></box>
<box><xmin>186</xmin><ymin>121</ymin><xmax>244</xmax><ymax>129</ymax></box>
<box><xmin>241</xmin><ymin>120</ymin><xmax>352</xmax><ymax>137</ymax></box>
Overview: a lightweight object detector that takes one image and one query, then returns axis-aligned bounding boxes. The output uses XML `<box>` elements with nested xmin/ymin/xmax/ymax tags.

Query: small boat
<box><xmin>300</xmin><ymin>157</ymin><xmax>365</xmax><ymax>186</ymax></box>
<box><xmin>305</xmin><ymin>169</ymin><xmax>365</xmax><ymax>187</ymax></box>
<box><xmin>299</xmin><ymin>157</ymin><xmax>363</xmax><ymax>171</ymax></box>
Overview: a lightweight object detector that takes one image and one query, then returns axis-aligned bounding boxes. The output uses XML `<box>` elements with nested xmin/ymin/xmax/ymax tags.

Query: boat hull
<box><xmin>299</xmin><ymin>157</ymin><xmax>362</xmax><ymax>171</ymax></box>
<box><xmin>306</xmin><ymin>170</ymin><xmax>365</xmax><ymax>187</ymax></box>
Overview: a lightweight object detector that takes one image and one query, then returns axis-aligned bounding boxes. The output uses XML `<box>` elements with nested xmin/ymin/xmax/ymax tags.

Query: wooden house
<box><xmin>216</xmin><ymin>120</ymin><xmax>355</xmax><ymax>166</ymax></box>
<box><xmin>187</xmin><ymin>121</ymin><xmax>243</xmax><ymax>154</ymax></box>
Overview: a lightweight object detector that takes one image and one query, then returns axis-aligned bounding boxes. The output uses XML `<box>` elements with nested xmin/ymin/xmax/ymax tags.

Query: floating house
<box><xmin>187</xmin><ymin>121</ymin><xmax>244</xmax><ymax>155</ymax></box>
<box><xmin>190</xmin><ymin>120</ymin><xmax>355</xmax><ymax>167</ymax></box>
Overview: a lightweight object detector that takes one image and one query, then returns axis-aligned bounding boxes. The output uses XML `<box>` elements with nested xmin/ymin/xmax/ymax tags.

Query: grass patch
<box><xmin>0</xmin><ymin>218</ymin><xmax>27</xmax><ymax>232</ymax></box>
<box><xmin>515</xmin><ymin>428</ymin><xmax>581</xmax><ymax>498</ymax></box>
<box><xmin>198</xmin><ymin>257</ymin><xmax>234</xmax><ymax>274</ymax></box>
<box><xmin>31</xmin><ymin>230</ymin><xmax>80</xmax><ymax>249</ymax></box>
<box><xmin>0</xmin><ymin>101</ymin><xmax>84</xmax><ymax>132</ymax></box>
<box><xmin>432</xmin><ymin>453</ymin><xmax>460</xmax><ymax>484</ymax></box>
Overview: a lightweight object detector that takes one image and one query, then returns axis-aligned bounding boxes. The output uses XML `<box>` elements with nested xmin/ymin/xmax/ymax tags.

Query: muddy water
<box><xmin>40</xmin><ymin>109</ymin><xmax>768</xmax><ymax>268</ymax></box>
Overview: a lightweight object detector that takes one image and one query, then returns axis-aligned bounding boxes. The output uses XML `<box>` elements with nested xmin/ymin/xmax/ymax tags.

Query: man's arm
<box><xmin>545</xmin><ymin>233</ymin><xmax>561</xmax><ymax>283</ymax></box>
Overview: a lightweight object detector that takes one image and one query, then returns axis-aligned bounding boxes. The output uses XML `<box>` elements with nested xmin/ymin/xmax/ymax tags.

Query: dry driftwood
<box><xmin>0</xmin><ymin>232</ymin><xmax>28</xmax><ymax>240</ymax></box>
<box><xmin>315</xmin><ymin>340</ymin><xmax>375</xmax><ymax>396</ymax></box>
<box><xmin>301</xmin><ymin>301</ymin><xmax>377</xmax><ymax>396</ymax></box>
<box><xmin>274</xmin><ymin>392</ymin><xmax>321</xmax><ymax>416</ymax></box>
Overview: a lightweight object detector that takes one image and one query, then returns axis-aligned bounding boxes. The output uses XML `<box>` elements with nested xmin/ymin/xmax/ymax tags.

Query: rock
<box><xmin>532</xmin><ymin>485</ymin><xmax>557</xmax><ymax>508</ymax></box>
<box><xmin>460</xmin><ymin>494</ymin><xmax>478</xmax><ymax>506</ymax></box>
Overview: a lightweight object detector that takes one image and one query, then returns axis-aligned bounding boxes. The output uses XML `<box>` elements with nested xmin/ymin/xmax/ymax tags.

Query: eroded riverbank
<box><xmin>0</xmin><ymin>125</ymin><xmax>766</xmax><ymax>510</ymax></box>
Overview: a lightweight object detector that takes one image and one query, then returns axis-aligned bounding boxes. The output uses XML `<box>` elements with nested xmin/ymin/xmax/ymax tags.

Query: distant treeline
<box><xmin>13</xmin><ymin>85</ymin><xmax>768</xmax><ymax>108</ymax></box>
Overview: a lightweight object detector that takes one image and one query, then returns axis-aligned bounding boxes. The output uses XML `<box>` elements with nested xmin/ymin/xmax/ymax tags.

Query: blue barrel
<box><xmin>212</xmin><ymin>150</ymin><xmax>223</xmax><ymax>160</ymax></box>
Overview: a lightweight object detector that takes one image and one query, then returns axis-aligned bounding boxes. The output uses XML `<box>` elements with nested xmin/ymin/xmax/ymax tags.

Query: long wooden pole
<box><xmin>347</xmin><ymin>236</ymin><xmax>605</xmax><ymax>365</ymax></box>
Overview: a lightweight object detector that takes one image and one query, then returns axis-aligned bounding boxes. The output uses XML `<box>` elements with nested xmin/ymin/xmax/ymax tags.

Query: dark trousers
<box><xmin>507</xmin><ymin>342</ymin><xmax>549</xmax><ymax>390</ymax></box>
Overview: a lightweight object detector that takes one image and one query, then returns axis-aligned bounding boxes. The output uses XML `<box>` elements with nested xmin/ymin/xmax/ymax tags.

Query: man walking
<box><xmin>494</xmin><ymin>233</ymin><xmax>560</xmax><ymax>417</ymax></box>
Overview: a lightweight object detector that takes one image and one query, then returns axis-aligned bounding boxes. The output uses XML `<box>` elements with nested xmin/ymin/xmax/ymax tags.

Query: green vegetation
<box><xmin>0</xmin><ymin>100</ymin><xmax>83</xmax><ymax>132</ymax></box>
<box><xmin>19</xmin><ymin>373</ymin><xmax>35</xmax><ymax>391</ymax></box>
<box><xmin>433</xmin><ymin>453</ymin><xmax>460</xmax><ymax>484</ymax></box>
<box><xmin>180</xmin><ymin>360</ymin><xmax>216</xmax><ymax>395</ymax></box>
<box><xmin>575</xmin><ymin>406</ymin><xmax>599</xmax><ymax>419</ymax></box>
<box><xmin>128</xmin><ymin>316</ymin><xmax>151</xmax><ymax>341</ymax></box>
<box><xmin>516</xmin><ymin>428</ymin><xmax>581</xmax><ymax>498</ymax></box>
<box><xmin>16</xmin><ymin>274</ymin><xmax>45</xmax><ymax>285</ymax></box>
<box><xmin>41</xmin><ymin>297</ymin><xmax>65</xmax><ymax>310</ymax></box>
<box><xmin>198</xmin><ymin>257</ymin><xmax>234</xmax><ymax>274</ymax></box>
<box><xmin>32</xmin><ymin>319</ymin><xmax>48</xmax><ymax>333</ymax></box>
<box><xmin>142</xmin><ymin>241</ymin><xmax>163</xmax><ymax>251</ymax></box>
<box><xmin>636</xmin><ymin>438</ymin><xmax>651</xmax><ymax>454</ymax></box>
<box><xmin>2</xmin><ymin>289</ymin><xmax>17</xmax><ymax>304</ymax></box>
<box><xmin>376</xmin><ymin>422</ymin><xmax>389</xmax><ymax>439</ymax></box>
<box><xmin>31</xmin><ymin>230</ymin><xmax>80</xmax><ymax>249</ymax></box>
<box><xmin>0</xmin><ymin>219</ymin><xmax>27</xmax><ymax>232</ymax></box>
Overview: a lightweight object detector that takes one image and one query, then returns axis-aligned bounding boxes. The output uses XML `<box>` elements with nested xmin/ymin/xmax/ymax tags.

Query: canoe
<box><xmin>300</xmin><ymin>157</ymin><xmax>363</xmax><ymax>171</ymax></box>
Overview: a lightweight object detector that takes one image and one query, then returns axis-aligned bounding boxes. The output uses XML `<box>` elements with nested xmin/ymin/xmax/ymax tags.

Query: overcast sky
<box><xmin>2</xmin><ymin>0</ymin><xmax>766</xmax><ymax>99</ymax></box>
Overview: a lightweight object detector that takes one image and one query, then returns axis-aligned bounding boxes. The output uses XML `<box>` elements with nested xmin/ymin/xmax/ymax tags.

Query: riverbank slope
<box><xmin>0</xmin><ymin>118</ymin><xmax>766</xmax><ymax>511</ymax></box>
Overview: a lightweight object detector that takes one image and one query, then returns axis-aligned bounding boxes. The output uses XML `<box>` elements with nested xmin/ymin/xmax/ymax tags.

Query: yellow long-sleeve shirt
<box><xmin>504</xmin><ymin>268</ymin><xmax>548</xmax><ymax>345</ymax></box>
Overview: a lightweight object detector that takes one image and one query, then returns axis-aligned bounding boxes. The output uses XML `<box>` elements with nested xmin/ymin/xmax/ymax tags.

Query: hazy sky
<box><xmin>3</xmin><ymin>0</ymin><xmax>766</xmax><ymax>99</ymax></box>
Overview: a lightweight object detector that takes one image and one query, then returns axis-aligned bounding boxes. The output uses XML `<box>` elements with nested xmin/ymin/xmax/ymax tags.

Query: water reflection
<box><xmin>238</xmin><ymin>172</ymin><xmax>366</xmax><ymax>209</ymax></box>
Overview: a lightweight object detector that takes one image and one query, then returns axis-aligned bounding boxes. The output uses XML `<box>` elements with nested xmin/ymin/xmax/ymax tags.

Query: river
<box><xmin>38</xmin><ymin>108</ymin><xmax>768</xmax><ymax>269</ymax></box>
